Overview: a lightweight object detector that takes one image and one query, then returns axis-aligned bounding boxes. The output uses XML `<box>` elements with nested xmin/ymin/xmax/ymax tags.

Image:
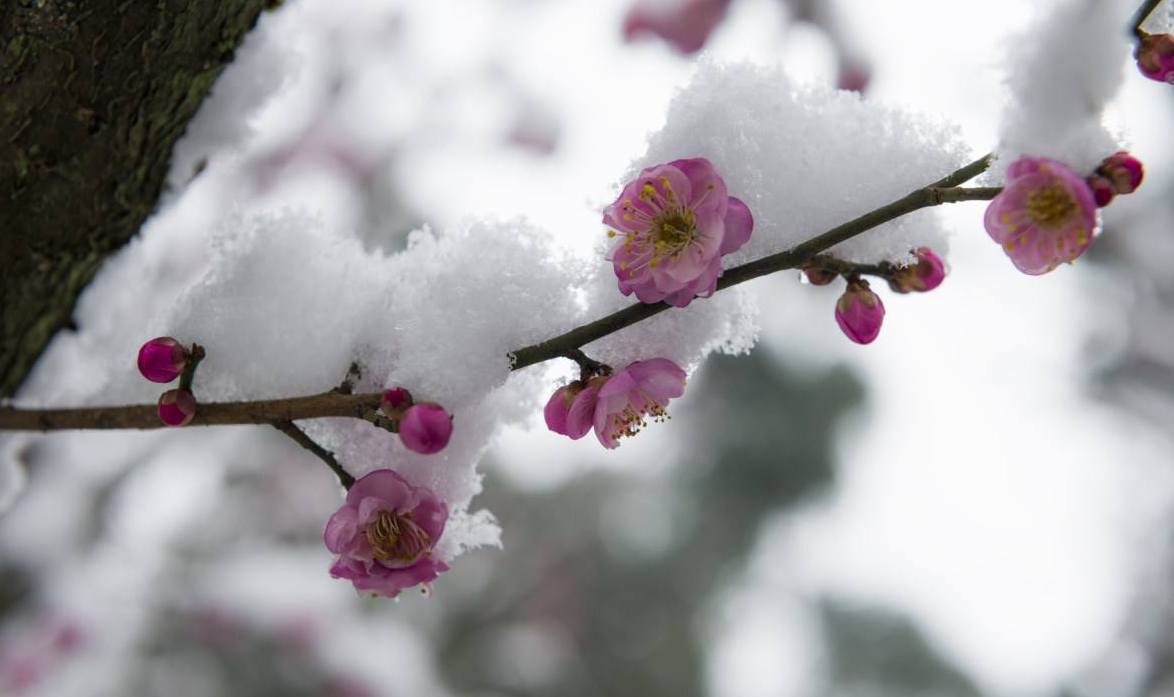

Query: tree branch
<box><xmin>509</xmin><ymin>156</ymin><xmax>997</xmax><ymax>370</ymax></box>
<box><xmin>1133</xmin><ymin>0</ymin><xmax>1163</xmax><ymax>37</ymax></box>
<box><xmin>0</xmin><ymin>392</ymin><xmax>385</xmax><ymax>431</ymax></box>
<box><xmin>0</xmin><ymin>154</ymin><xmax>997</xmax><ymax>434</ymax></box>
<box><xmin>273</xmin><ymin>421</ymin><xmax>355</xmax><ymax>489</ymax></box>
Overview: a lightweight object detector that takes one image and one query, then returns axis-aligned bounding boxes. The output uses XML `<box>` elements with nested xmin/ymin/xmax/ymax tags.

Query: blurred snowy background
<box><xmin>3</xmin><ymin>0</ymin><xmax>1174</xmax><ymax>695</ymax></box>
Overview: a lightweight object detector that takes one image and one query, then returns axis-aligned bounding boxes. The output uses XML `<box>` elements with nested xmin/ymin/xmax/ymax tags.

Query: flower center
<box><xmin>1026</xmin><ymin>184</ymin><xmax>1076</xmax><ymax>228</ymax></box>
<box><xmin>607</xmin><ymin>400</ymin><xmax>669</xmax><ymax>444</ymax></box>
<box><xmin>366</xmin><ymin>510</ymin><xmax>431</xmax><ymax>563</ymax></box>
<box><xmin>654</xmin><ymin>208</ymin><xmax>696</xmax><ymax>252</ymax></box>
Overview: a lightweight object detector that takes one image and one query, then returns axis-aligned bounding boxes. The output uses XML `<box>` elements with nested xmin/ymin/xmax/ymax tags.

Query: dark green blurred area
<box><xmin>428</xmin><ymin>351</ymin><xmax>982</xmax><ymax>697</ymax></box>
<box><xmin>90</xmin><ymin>350</ymin><xmax>985</xmax><ymax>697</ymax></box>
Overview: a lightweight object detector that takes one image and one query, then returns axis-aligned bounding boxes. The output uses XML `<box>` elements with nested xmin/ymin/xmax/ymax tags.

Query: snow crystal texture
<box><xmin>994</xmin><ymin>0</ymin><xmax>1132</xmax><ymax>177</ymax></box>
<box><xmin>633</xmin><ymin>60</ymin><xmax>971</xmax><ymax>266</ymax></box>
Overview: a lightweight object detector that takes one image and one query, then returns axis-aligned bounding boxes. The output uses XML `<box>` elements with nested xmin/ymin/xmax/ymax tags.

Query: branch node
<box><xmin>563</xmin><ymin>348</ymin><xmax>609</xmax><ymax>381</ymax></box>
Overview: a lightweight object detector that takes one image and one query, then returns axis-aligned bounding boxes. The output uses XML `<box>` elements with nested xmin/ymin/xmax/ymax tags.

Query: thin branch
<box><xmin>0</xmin><ymin>391</ymin><xmax>385</xmax><ymax>431</ymax></box>
<box><xmin>178</xmin><ymin>344</ymin><xmax>206</xmax><ymax>392</ymax></box>
<box><xmin>806</xmin><ymin>254</ymin><xmax>896</xmax><ymax>279</ymax></box>
<box><xmin>509</xmin><ymin>156</ymin><xmax>997</xmax><ymax>371</ymax></box>
<box><xmin>563</xmin><ymin>348</ymin><xmax>609</xmax><ymax>379</ymax></box>
<box><xmin>273</xmin><ymin>420</ymin><xmax>355</xmax><ymax>489</ymax></box>
<box><xmin>1133</xmin><ymin>0</ymin><xmax>1163</xmax><ymax>37</ymax></box>
<box><xmin>0</xmin><ymin>154</ymin><xmax>997</xmax><ymax>433</ymax></box>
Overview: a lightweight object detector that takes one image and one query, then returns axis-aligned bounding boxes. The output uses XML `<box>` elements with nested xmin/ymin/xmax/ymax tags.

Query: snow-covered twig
<box><xmin>0</xmin><ymin>155</ymin><xmax>996</xmax><ymax>434</ymax></box>
<box><xmin>509</xmin><ymin>156</ymin><xmax>996</xmax><ymax>370</ymax></box>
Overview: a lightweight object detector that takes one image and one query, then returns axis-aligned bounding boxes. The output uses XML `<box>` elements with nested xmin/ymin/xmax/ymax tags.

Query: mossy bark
<box><xmin>0</xmin><ymin>0</ymin><xmax>278</xmax><ymax>397</ymax></box>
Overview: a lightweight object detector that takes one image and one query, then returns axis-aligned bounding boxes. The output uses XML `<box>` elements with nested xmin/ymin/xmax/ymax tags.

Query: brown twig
<box><xmin>1132</xmin><ymin>0</ymin><xmax>1163</xmax><ymax>38</ymax></box>
<box><xmin>805</xmin><ymin>254</ymin><xmax>897</xmax><ymax>279</ymax></box>
<box><xmin>0</xmin><ymin>391</ymin><xmax>385</xmax><ymax>431</ymax></box>
<box><xmin>0</xmin><ymin>154</ymin><xmax>997</xmax><ymax>434</ymax></box>
<box><xmin>509</xmin><ymin>156</ymin><xmax>998</xmax><ymax>370</ymax></box>
<box><xmin>273</xmin><ymin>420</ymin><xmax>355</xmax><ymax>489</ymax></box>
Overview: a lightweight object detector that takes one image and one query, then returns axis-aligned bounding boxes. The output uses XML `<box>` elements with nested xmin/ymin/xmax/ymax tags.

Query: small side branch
<box><xmin>563</xmin><ymin>348</ymin><xmax>609</xmax><ymax>379</ymax></box>
<box><xmin>1133</xmin><ymin>0</ymin><xmax>1163</xmax><ymax>37</ymax></box>
<box><xmin>509</xmin><ymin>155</ymin><xmax>997</xmax><ymax>371</ymax></box>
<box><xmin>273</xmin><ymin>421</ymin><xmax>354</xmax><ymax>489</ymax></box>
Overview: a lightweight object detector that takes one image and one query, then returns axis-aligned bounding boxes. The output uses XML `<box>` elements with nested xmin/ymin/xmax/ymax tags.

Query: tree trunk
<box><xmin>0</xmin><ymin>0</ymin><xmax>278</xmax><ymax>397</ymax></box>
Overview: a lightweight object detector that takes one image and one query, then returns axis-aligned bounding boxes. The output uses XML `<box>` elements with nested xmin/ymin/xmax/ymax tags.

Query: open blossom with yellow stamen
<box><xmin>604</xmin><ymin>158</ymin><xmax>753</xmax><ymax>307</ymax></box>
<box><xmin>592</xmin><ymin>358</ymin><xmax>686</xmax><ymax>449</ymax></box>
<box><xmin>984</xmin><ymin>156</ymin><xmax>1097</xmax><ymax>276</ymax></box>
<box><xmin>324</xmin><ymin>469</ymin><xmax>449</xmax><ymax>598</ymax></box>
<box><xmin>543</xmin><ymin>358</ymin><xmax>687</xmax><ymax>448</ymax></box>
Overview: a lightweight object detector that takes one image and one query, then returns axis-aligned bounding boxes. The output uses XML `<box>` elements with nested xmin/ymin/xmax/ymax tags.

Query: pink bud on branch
<box><xmin>835</xmin><ymin>278</ymin><xmax>885</xmax><ymax>345</ymax></box>
<box><xmin>1136</xmin><ymin>32</ymin><xmax>1174</xmax><ymax>84</ymax></box>
<box><xmin>158</xmin><ymin>389</ymin><xmax>197</xmax><ymax>427</ymax></box>
<box><xmin>1097</xmin><ymin>151</ymin><xmax>1144</xmax><ymax>195</ymax></box>
<box><xmin>887</xmin><ymin>247</ymin><xmax>946</xmax><ymax>293</ymax></box>
<box><xmin>380</xmin><ymin>387</ymin><xmax>414</xmax><ymax>419</ymax></box>
<box><xmin>136</xmin><ymin>337</ymin><xmax>188</xmax><ymax>383</ymax></box>
<box><xmin>399</xmin><ymin>403</ymin><xmax>453</xmax><ymax>454</ymax></box>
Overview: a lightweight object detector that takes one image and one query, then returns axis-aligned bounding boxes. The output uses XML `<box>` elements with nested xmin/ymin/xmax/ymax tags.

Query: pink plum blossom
<box><xmin>157</xmin><ymin>389</ymin><xmax>197</xmax><ymax>426</ymax></box>
<box><xmin>888</xmin><ymin>247</ymin><xmax>946</xmax><ymax>293</ymax></box>
<box><xmin>591</xmin><ymin>358</ymin><xmax>686</xmax><ymax>448</ymax></box>
<box><xmin>1097</xmin><ymin>151</ymin><xmax>1144</xmax><ymax>195</ymax></box>
<box><xmin>399</xmin><ymin>403</ymin><xmax>453</xmax><ymax>454</ymax></box>
<box><xmin>324</xmin><ymin>469</ymin><xmax>449</xmax><ymax>598</ymax></box>
<box><xmin>136</xmin><ymin>337</ymin><xmax>188</xmax><ymax>383</ymax></box>
<box><xmin>622</xmin><ymin>0</ymin><xmax>731</xmax><ymax>55</ymax></box>
<box><xmin>983</xmin><ymin>157</ymin><xmax>1097</xmax><ymax>275</ymax></box>
<box><xmin>835</xmin><ymin>279</ymin><xmax>884</xmax><ymax>345</ymax></box>
<box><xmin>544</xmin><ymin>382</ymin><xmax>597</xmax><ymax>439</ymax></box>
<box><xmin>1136</xmin><ymin>32</ymin><xmax>1174</xmax><ymax>84</ymax></box>
<box><xmin>604</xmin><ymin>158</ymin><xmax>753</xmax><ymax>307</ymax></box>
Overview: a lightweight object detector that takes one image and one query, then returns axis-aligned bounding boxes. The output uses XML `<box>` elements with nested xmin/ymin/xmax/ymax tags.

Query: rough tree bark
<box><xmin>0</xmin><ymin>0</ymin><xmax>279</xmax><ymax>397</ymax></box>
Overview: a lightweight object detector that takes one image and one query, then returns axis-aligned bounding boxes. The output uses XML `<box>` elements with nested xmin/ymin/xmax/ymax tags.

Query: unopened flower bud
<box><xmin>888</xmin><ymin>247</ymin><xmax>946</xmax><ymax>293</ymax></box>
<box><xmin>1136</xmin><ymin>32</ymin><xmax>1174</xmax><ymax>84</ymax></box>
<box><xmin>544</xmin><ymin>382</ymin><xmax>593</xmax><ymax>439</ymax></box>
<box><xmin>835</xmin><ymin>279</ymin><xmax>885</xmax><ymax>345</ymax></box>
<box><xmin>399</xmin><ymin>404</ymin><xmax>453</xmax><ymax>454</ymax></box>
<box><xmin>380</xmin><ymin>387</ymin><xmax>414</xmax><ymax>419</ymax></box>
<box><xmin>1086</xmin><ymin>174</ymin><xmax>1116</xmax><ymax>208</ymax></box>
<box><xmin>802</xmin><ymin>265</ymin><xmax>839</xmax><ymax>286</ymax></box>
<box><xmin>137</xmin><ymin>337</ymin><xmax>188</xmax><ymax>383</ymax></box>
<box><xmin>158</xmin><ymin>389</ymin><xmax>197</xmax><ymax>427</ymax></box>
<box><xmin>1097</xmin><ymin>151</ymin><xmax>1144</xmax><ymax>195</ymax></box>
<box><xmin>837</xmin><ymin>62</ymin><xmax>872</xmax><ymax>93</ymax></box>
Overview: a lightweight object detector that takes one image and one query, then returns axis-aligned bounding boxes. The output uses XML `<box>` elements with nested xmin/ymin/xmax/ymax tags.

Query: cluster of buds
<box><xmin>1086</xmin><ymin>151</ymin><xmax>1144</xmax><ymax>208</ymax></box>
<box><xmin>380</xmin><ymin>388</ymin><xmax>453</xmax><ymax>455</ymax></box>
<box><xmin>1136</xmin><ymin>31</ymin><xmax>1174</xmax><ymax>84</ymax></box>
<box><xmin>802</xmin><ymin>247</ymin><xmax>945</xmax><ymax>345</ymax></box>
<box><xmin>137</xmin><ymin>337</ymin><xmax>200</xmax><ymax>426</ymax></box>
